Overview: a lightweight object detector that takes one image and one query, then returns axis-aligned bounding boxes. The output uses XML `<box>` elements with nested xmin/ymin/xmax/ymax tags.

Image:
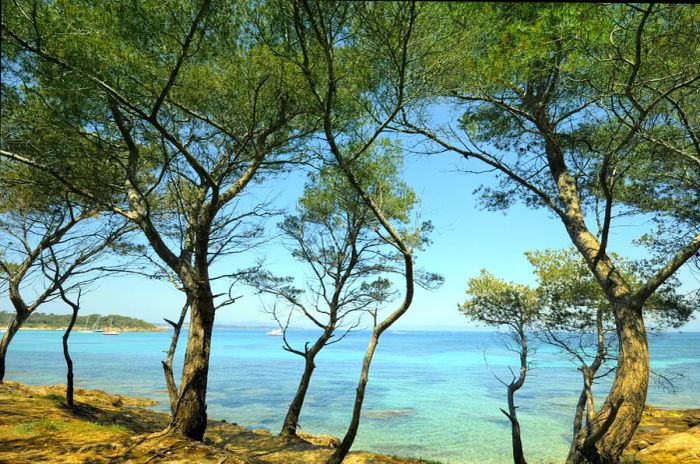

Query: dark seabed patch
<box><xmin>362</xmin><ymin>408</ymin><xmax>416</xmax><ymax>420</ymax></box>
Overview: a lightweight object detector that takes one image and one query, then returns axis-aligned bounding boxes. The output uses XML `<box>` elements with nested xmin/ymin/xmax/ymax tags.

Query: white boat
<box><xmin>93</xmin><ymin>315</ymin><xmax>103</xmax><ymax>332</ymax></box>
<box><xmin>78</xmin><ymin>315</ymin><xmax>92</xmax><ymax>333</ymax></box>
<box><xmin>266</xmin><ymin>328</ymin><xmax>283</xmax><ymax>336</ymax></box>
<box><xmin>102</xmin><ymin>317</ymin><xmax>120</xmax><ymax>336</ymax></box>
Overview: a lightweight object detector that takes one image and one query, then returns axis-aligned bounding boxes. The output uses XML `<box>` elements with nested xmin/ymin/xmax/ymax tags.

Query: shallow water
<box><xmin>5</xmin><ymin>328</ymin><xmax>699</xmax><ymax>464</ymax></box>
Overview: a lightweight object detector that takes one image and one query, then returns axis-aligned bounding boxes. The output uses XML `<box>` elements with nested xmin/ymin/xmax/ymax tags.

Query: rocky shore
<box><xmin>623</xmin><ymin>405</ymin><xmax>700</xmax><ymax>463</ymax></box>
<box><xmin>1</xmin><ymin>381</ymin><xmax>697</xmax><ymax>463</ymax></box>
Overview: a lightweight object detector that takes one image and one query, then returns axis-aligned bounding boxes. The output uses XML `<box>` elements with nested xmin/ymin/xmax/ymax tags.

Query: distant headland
<box><xmin>0</xmin><ymin>311</ymin><xmax>164</xmax><ymax>332</ymax></box>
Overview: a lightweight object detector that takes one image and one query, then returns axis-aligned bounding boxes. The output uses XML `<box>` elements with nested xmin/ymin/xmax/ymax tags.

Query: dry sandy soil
<box><xmin>0</xmin><ymin>381</ymin><xmax>440</xmax><ymax>464</ymax></box>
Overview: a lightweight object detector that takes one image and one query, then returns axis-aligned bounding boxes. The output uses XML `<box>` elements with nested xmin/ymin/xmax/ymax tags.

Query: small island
<box><xmin>0</xmin><ymin>311</ymin><xmax>164</xmax><ymax>332</ymax></box>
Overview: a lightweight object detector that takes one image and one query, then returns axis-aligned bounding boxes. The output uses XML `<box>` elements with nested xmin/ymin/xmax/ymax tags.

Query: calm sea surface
<box><xmin>5</xmin><ymin>328</ymin><xmax>700</xmax><ymax>464</ymax></box>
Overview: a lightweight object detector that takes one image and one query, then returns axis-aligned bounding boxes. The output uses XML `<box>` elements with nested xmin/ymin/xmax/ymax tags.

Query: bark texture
<box><xmin>0</xmin><ymin>311</ymin><xmax>28</xmax><ymax>382</ymax></box>
<box><xmin>279</xmin><ymin>326</ymin><xmax>335</xmax><ymax>438</ymax></box>
<box><xmin>325</xmin><ymin>333</ymin><xmax>380</xmax><ymax>464</ymax></box>
<box><xmin>503</xmin><ymin>384</ymin><xmax>527</xmax><ymax>464</ymax></box>
<box><xmin>571</xmin><ymin>308</ymin><xmax>648</xmax><ymax>464</ymax></box>
<box><xmin>280</xmin><ymin>356</ymin><xmax>316</xmax><ymax>437</ymax></box>
<box><xmin>167</xmin><ymin>291</ymin><xmax>214</xmax><ymax>440</ymax></box>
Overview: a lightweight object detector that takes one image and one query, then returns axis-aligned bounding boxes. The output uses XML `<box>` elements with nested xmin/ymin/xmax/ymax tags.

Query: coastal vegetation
<box><xmin>0</xmin><ymin>311</ymin><xmax>161</xmax><ymax>332</ymax></box>
<box><xmin>1</xmin><ymin>2</ymin><xmax>698</xmax><ymax>463</ymax></box>
<box><xmin>461</xmin><ymin>250</ymin><xmax>696</xmax><ymax>464</ymax></box>
<box><xmin>244</xmin><ymin>148</ymin><xmax>440</xmax><ymax>440</ymax></box>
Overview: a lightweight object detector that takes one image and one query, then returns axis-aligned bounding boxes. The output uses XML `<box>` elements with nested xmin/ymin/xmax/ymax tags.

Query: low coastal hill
<box><xmin>0</xmin><ymin>311</ymin><xmax>163</xmax><ymax>332</ymax></box>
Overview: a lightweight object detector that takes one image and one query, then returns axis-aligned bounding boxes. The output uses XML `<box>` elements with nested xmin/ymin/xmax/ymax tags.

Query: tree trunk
<box><xmin>280</xmin><ymin>355</ymin><xmax>316</xmax><ymax>437</ymax></box>
<box><xmin>567</xmin><ymin>368</ymin><xmax>593</xmax><ymax>464</ymax></box>
<box><xmin>502</xmin><ymin>384</ymin><xmax>527</xmax><ymax>464</ymax></box>
<box><xmin>570</xmin><ymin>390</ymin><xmax>588</xmax><ymax>451</ymax></box>
<box><xmin>0</xmin><ymin>311</ymin><xmax>29</xmax><ymax>382</ymax></box>
<box><xmin>167</xmin><ymin>290</ymin><xmax>215</xmax><ymax>440</ymax></box>
<box><xmin>163</xmin><ymin>300</ymin><xmax>189</xmax><ymax>413</ymax></box>
<box><xmin>325</xmin><ymin>332</ymin><xmax>379</xmax><ymax>464</ymax></box>
<box><xmin>62</xmin><ymin>306</ymin><xmax>79</xmax><ymax>407</ymax></box>
<box><xmin>571</xmin><ymin>306</ymin><xmax>648</xmax><ymax>464</ymax></box>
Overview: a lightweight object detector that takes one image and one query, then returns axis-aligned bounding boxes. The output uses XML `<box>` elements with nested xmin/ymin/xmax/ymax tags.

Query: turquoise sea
<box><xmin>5</xmin><ymin>328</ymin><xmax>700</xmax><ymax>464</ymax></box>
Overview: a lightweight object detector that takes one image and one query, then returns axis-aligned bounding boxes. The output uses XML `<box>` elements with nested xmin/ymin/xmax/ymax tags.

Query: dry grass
<box><xmin>0</xmin><ymin>381</ymin><xmax>440</xmax><ymax>464</ymax></box>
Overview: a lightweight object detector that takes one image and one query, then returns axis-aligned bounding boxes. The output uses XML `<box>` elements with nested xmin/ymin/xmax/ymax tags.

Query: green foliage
<box><xmin>526</xmin><ymin>248</ymin><xmax>696</xmax><ymax>332</ymax></box>
<box><xmin>425</xmin><ymin>3</ymin><xmax>699</xmax><ymax>233</ymax></box>
<box><xmin>252</xmin><ymin>147</ymin><xmax>421</xmax><ymax>320</ymax></box>
<box><xmin>525</xmin><ymin>248</ymin><xmax>610</xmax><ymax>333</ymax></box>
<box><xmin>299</xmin><ymin>145</ymin><xmax>415</xmax><ymax>229</ymax></box>
<box><xmin>460</xmin><ymin>270</ymin><xmax>540</xmax><ymax>329</ymax></box>
<box><xmin>2</xmin><ymin>0</ymin><xmax>312</xmax><ymax>276</ymax></box>
<box><xmin>0</xmin><ymin>311</ymin><xmax>157</xmax><ymax>330</ymax></box>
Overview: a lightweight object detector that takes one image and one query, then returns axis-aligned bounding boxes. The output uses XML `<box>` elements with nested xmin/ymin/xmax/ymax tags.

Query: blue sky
<box><xmin>12</xmin><ymin>147</ymin><xmax>699</xmax><ymax>332</ymax></box>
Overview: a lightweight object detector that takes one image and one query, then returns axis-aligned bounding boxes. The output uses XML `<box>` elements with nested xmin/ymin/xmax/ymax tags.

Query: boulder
<box><xmin>250</xmin><ymin>428</ymin><xmax>272</xmax><ymax>436</ymax></box>
<box><xmin>635</xmin><ymin>426</ymin><xmax>700</xmax><ymax>464</ymax></box>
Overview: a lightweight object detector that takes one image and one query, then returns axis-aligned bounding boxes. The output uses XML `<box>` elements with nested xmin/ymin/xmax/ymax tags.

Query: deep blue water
<box><xmin>4</xmin><ymin>329</ymin><xmax>699</xmax><ymax>464</ymax></box>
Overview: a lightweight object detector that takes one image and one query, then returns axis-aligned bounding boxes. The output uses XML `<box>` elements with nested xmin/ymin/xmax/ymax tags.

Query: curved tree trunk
<box><xmin>62</xmin><ymin>306</ymin><xmax>79</xmax><ymax>407</ymax></box>
<box><xmin>167</xmin><ymin>289</ymin><xmax>215</xmax><ymax>440</ymax></box>
<box><xmin>571</xmin><ymin>307</ymin><xmax>648</xmax><ymax>464</ymax></box>
<box><xmin>325</xmin><ymin>332</ymin><xmax>380</xmax><ymax>464</ymax></box>
<box><xmin>502</xmin><ymin>383</ymin><xmax>527</xmax><ymax>464</ymax></box>
<box><xmin>571</xmin><ymin>388</ymin><xmax>588</xmax><ymax>444</ymax></box>
<box><xmin>0</xmin><ymin>311</ymin><xmax>28</xmax><ymax>382</ymax></box>
<box><xmin>500</xmin><ymin>329</ymin><xmax>528</xmax><ymax>464</ymax></box>
<box><xmin>280</xmin><ymin>355</ymin><xmax>316</xmax><ymax>437</ymax></box>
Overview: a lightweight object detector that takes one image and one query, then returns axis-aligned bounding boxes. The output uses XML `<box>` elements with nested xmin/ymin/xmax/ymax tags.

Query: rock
<box><xmin>250</xmin><ymin>428</ymin><xmax>271</xmax><ymax>436</ymax></box>
<box><xmin>635</xmin><ymin>426</ymin><xmax>700</xmax><ymax>464</ymax></box>
<box><xmin>297</xmin><ymin>431</ymin><xmax>341</xmax><ymax>448</ymax></box>
<box><xmin>637</xmin><ymin>440</ymin><xmax>650</xmax><ymax>450</ymax></box>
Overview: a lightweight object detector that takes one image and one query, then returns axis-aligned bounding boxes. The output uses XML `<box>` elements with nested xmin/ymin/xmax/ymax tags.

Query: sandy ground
<box><xmin>0</xmin><ymin>381</ymin><xmax>440</xmax><ymax>464</ymax></box>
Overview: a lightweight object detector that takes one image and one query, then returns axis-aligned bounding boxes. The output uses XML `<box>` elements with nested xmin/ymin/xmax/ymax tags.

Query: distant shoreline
<box><xmin>12</xmin><ymin>326</ymin><xmax>166</xmax><ymax>333</ymax></box>
<box><xmin>0</xmin><ymin>311</ymin><xmax>165</xmax><ymax>332</ymax></box>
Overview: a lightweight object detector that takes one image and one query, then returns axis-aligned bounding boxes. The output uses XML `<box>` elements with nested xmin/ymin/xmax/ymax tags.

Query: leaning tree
<box><xmin>526</xmin><ymin>247</ymin><xmax>695</xmax><ymax>462</ymax></box>
<box><xmin>400</xmin><ymin>4</ymin><xmax>699</xmax><ymax>462</ymax></box>
<box><xmin>0</xmin><ymin>162</ymin><xmax>134</xmax><ymax>382</ymax></box>
<box><xmin>261</xmin><ymin>2</ymin><xmax>445</xmax><ymax>462</ymax></box>
<box><xmin>461</xmin><ymin>270</ymin><xmax>541</xmax><ymax>464</ymax></box>
<box><xmin>247</xmin><ymin>147</ymin><xmax>422</xmax><ymax>438</ymax></box>
<box><xmin>1</xmin><ymin>0</ymin><xmax>311</xmax><ymax>439</ymax></box>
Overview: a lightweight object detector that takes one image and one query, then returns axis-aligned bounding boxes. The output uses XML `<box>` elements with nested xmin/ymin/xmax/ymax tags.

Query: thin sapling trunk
<box><xmin>500</xmin><ymin>336</ymin><xmax>528</xmax><ymax>464</ymax></box>
<box><xmin>163</xmin><ymin>299</ymin><xmax>190</xmax><ymax>413</ymax></box>
<box><xmin>58</xmin><ymin>288</ymin><xmax>81</xmax><ymax>407</ymax></box>
<box><xmin>460</xmin><ymin>272</ymin><xmax>538</xmax><ymax>464</ymax></box>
